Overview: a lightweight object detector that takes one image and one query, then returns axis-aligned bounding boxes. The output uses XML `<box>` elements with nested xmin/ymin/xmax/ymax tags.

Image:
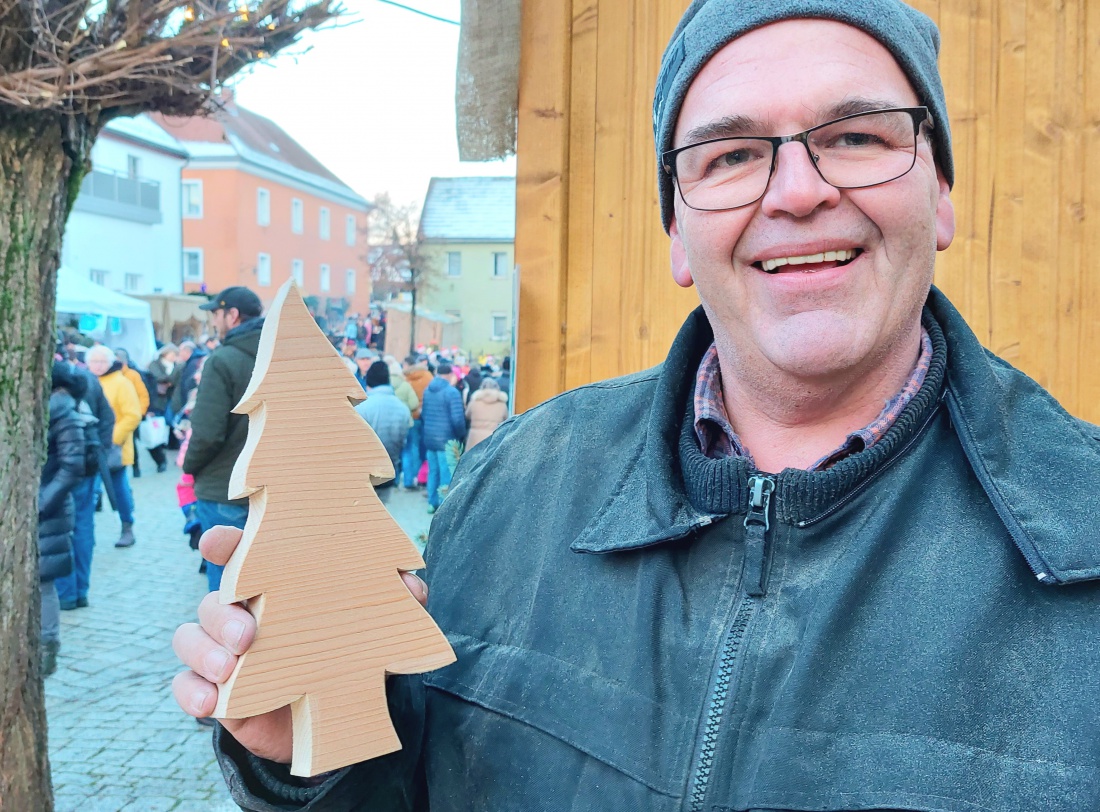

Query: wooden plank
<box><xmin>562</xmin><ymin>0</ymin><xmax>598</xmax><ymax>391</ymax></box>
<box><xmin>1079</xmin><ymin>0</ymin><xmax>1100</xmax><ymax>422</ymax></box>
<box><xmin>513</xmin><ymin>0</ymin><xmax>574</xmax><ymax>412</ymax></box>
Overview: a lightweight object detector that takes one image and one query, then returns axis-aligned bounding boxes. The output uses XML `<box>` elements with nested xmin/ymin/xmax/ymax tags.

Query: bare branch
<box><xmin>0</xmin><ymin>0</ymin><xmax>338</xmax><ymax>117</ymax></box>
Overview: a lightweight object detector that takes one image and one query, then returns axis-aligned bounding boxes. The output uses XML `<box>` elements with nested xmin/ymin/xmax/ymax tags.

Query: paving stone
<box><xmin>45</xmin><ymin>464</ymin><xmax>432</xmax><ymax>809</ymax></box>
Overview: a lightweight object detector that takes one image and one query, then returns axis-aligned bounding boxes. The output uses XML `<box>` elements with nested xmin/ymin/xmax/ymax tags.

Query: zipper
<box><xmin>742</xmin><ymin>475</ymin><xmax>776</xmax><ymax>597</ymax></box>
<box><xmin>688</xmin><ymin>594</ymin><xmax>755</xmax><ymax>812</ymax></box>
<box><xmin>795</xmin><ymin>397</ymin><xmax>942</xmax><ymax>529</ymax></box>
<box><xmin>687</xmin><ymin>474</ymin><xmax>774</xmax><ymax>812</ymax></box>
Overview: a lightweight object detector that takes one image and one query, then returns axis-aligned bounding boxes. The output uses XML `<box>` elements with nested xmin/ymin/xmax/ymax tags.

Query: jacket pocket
<box><xmin>423</xmin><ymin>632</ymin><xmax>689</xmax><ymax>802</ymax></box>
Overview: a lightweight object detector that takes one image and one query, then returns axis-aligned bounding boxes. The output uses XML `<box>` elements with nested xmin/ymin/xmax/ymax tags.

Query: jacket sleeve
<box><xmin>212</xmin><ymin>675</ymin><xmax>428</xmax><ymax>811</ymax></box>
<box><xmin>130</xmin><ymin>370</ymin><xmax>151</xmax><ymax>414</ymax></box>
<box><xmin>40</xmin><ymin>418</ymin><xmax>86</xmax><ymax>517</ymax></box>
<box><xmin>112</xmin><ymin>378</ymin><xmax>143</xmax><ymax>445</ymax></box>
<box><xmin>448</xmin><ymin>389</ymin><xmax>466</xmax><ymax>441</ymax></box>
<box><xmin>86</xmin><ymin>374</ymin><xmax>116</xmax><ymax>448</ymax></box>
<box><xmin>182</xmin><ymin>355</ymin><xmax>233</xmax><ymax>476</ymax></box>
<box><xmin>397</xmin><ymin>381</ymin><xmax>419</xmax><ymax>415</ymax></box>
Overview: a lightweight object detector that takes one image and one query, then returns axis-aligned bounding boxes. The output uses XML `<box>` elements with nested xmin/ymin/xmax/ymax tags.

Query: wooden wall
<box><xmin>513</xmin><ymin>0</ymin><xmax>1100</xmax><ymax>423</ymax></box>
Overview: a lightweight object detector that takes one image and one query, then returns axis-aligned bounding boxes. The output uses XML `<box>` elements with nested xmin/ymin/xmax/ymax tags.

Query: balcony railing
<box><xmin>73</xmin><ymin>169</ymin><xmax>162</xmax><ymax>224</ymax></box>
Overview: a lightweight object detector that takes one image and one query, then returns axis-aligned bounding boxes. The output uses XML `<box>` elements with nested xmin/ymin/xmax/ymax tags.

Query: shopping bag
<box><xmin>139</xmin><ymin>415</ymin><xmax>169</xmax><ymax>448</ymax></box>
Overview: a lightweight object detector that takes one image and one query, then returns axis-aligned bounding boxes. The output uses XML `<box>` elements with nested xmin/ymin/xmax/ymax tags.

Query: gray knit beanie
<box><xmin>653</xmin><ymin>0</ymin><xmax>953</xmax><ymax>232</ymax></box>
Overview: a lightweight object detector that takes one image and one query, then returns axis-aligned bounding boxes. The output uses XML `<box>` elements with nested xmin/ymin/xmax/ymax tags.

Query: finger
<box><xmin>400</xmin><ymin>571</ymin><xmax>428</xmax><ymax>607</ymax></box>
<box><xmin>172</xmin><ymin>622</ymin><xmax>237</xmax><ymax>684</ymax></box>
<box><xmin>197</xmin><ymin>591</ymin><xmax>256</xmax><ymax>655</ymax></box>
<box><xmin>172</xmin><ymin>669</ymin><xmax>219</xmax><ymax>718</ymax></box>
<box><xmin>198</xmin><ymin>525</ymin><xmax>244</xmax><ymax>566</ymax></box>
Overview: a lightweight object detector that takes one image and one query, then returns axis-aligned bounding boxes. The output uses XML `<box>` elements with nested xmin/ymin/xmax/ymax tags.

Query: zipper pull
<box><xmin>743</xmin><ymin>475</ymin><xmax>775</xmax><ymax>597</ymax></box>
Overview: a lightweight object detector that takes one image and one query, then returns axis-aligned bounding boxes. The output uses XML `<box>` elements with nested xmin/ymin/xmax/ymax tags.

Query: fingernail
<box><xmin>206</xmin><ymin>649</ymin><xmax>230</xmax><ymax>678</ymax></box>
<box><xmin>223</xmin><ymin>620</ymin><xmax>245</xmax><ymax>652</ymax></box>
<box><xmin>191</xmin><ymin>689</ymin><xmax>210</xmax><ymax>715</ymax></box>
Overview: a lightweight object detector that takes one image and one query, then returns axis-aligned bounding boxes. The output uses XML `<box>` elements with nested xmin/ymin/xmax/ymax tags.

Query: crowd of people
<box><xmin>40</xmin><ymin>289</ymin><xmax>512</xmax><ymax>677</ymax></box>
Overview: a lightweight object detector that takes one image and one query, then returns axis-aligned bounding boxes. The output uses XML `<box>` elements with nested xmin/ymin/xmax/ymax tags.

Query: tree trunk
<box><xmin>0</xmin><ymin>111</ymin><xmax>95</xmax><ymax>811</ymax></box>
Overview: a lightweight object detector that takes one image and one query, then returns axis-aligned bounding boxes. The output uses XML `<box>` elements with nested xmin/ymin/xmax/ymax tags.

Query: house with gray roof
<box><xmin>417</xmin><ymin>176</ymin><xmax>516</xmax><ymax>359</ymax></box>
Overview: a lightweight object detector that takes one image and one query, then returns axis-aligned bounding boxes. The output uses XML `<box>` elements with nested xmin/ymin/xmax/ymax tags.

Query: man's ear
<box><xmin>935</xmin><ymin>169</ymin><xmax>955</xmax><ymax>252</ymax></box>
<box><xmin>669</xmin><ymin>216</ymin><xmax>694</xmax><ymax>288</ymax></box>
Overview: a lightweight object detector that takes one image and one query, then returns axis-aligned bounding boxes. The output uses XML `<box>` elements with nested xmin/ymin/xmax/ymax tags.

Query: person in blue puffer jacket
<box><xmin>39</xmin><ymin>363</ymin><xmax>87</xmax><ymax>676</ymax></box>
<box><xmin>419</xmin><ymin>363</ymin><xmax>465</xmax><ymax>513</ymax></box>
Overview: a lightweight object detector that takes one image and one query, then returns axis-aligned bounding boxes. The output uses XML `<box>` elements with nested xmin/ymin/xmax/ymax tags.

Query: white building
<box><xmin>61</xmin><ymin>115</ymin><xmax>188</xmax><ymax>295</ymax></box>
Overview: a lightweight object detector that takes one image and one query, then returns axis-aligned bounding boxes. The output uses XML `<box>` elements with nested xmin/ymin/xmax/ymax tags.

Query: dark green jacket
<box><xmin>183</xmin><ymin>319</ymin><xmax>263</xmax><ymax>505</ymax></box>
<box><xmin>217</xmin><ymin>290</ymin><xmax>1100</xmax><ymax>811</ymax></box>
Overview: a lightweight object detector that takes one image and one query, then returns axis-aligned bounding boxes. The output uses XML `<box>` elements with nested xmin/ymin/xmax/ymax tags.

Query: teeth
<box><xmin>761</xmin><ymin>249</ymin><xmax>856</xmax><ymax>272</ymax></box>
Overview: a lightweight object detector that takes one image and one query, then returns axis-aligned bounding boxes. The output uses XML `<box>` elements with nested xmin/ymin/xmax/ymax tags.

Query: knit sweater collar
<box><xmin>675</xmin><ymin>310</ymin><xmax>947</xmax><ymax>523</ymax></box>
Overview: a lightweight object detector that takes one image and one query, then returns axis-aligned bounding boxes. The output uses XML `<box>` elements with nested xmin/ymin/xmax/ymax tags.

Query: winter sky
<box><xmin>231</xmin><ymin>0</ymin><xmax>516</xmax><ymax>208</ymax></box>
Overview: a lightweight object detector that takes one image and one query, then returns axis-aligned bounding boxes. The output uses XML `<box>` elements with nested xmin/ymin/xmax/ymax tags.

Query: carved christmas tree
<box><xmin>213</xmin><ymin>279</ymin><xmax>455</xmax><ymax>777</ymax></box>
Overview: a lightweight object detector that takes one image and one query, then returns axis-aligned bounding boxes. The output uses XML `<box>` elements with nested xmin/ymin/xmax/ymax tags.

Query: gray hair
<box><xmin>86</xmin><ymin>344</ymin><xmax>114</xmax><ymax>364</ymax></box>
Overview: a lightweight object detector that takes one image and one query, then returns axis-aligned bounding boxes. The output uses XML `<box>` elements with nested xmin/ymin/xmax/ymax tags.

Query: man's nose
<box><xmin>759</xmin><ymin>140</ymin><xmax>841</xmax><ymax>218</ymax></box>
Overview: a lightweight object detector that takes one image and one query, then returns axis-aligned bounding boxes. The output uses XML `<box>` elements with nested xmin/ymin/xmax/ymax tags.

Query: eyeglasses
<box><xmin>663</xmin><ymin>107</ymin><xmax>933</xmax><ymax>212</ymax></box>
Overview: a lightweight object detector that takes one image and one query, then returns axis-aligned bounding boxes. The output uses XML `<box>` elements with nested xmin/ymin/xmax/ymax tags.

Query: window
<box><xmin>346</xmin><ymin>214</ymin><xmax>356</xmax><ymax>246</ymax></box>
<box><xmin>124</xmin><ymin>273</ymin><xmax>142</xmax><ymax>292</ymax></box>
<box><xmin>291</xmin><ymin>198</ymin><xmax>304</xmax><ymax>234</ymax></box>
<box><xmin>291</xmin><ymin>259</ymin><xmax>304</xmax><ymax>287</ymax></box>
<box><xmin>346</xmin><ymin>268</ymin><xmax>356</xmax><ymax>294</ymax></box>
<box><xmin>320</xmin><ymin>264</ymin><xmax>331</xmax><ymax>292</ymax></box>
<box><xmin>127</xmin><ymin>155</ymin><xmax>140</xmax><ymax>178</ymax></box>
<box><xmin>182</xmin><ymin>180</ymin><xmax>203</xmax><ymax>218</ymax></box>
<box><xmin>491</xmin><ymin>314</ymin><xmax>509</xmax><ymax>341</ymax></box>
<box><xmin>182</xmin><ymin>249</ymin><xmax>203</xmax><ymax>282</ymax></box>
<box><xmin>257</xmin><ymin>253</ymin><xmax>271</xmax><ymax>287</ymax></box>
<box><xmin>257</xmin><ymin>188</ymin><xmax>270</xmax><ymax>226</ymax></box>
<box><xmin>447</xmin><ymin>252</ymin><xmax>462</xmax><ymax>277</ymax></box>
<box><xmin>319</xmin><ymin>207</ymin><xmax>330</xmax><ymax>240</ymax></box>
<box><xmin>493</xmin><ymin>252</ymin><xmax>509</xmax><ymax>278</ymax></box>
<box><xmin>90</xmin><ymin>268</ymin><xmax>110</xmax><ymax>286</ymax></box>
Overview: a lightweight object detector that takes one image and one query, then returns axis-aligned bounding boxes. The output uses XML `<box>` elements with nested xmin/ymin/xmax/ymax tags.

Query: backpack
<box><xmin>74</xmin><ymin>400</ymin><xmax>102</xmax><ymax>478</ymax></box>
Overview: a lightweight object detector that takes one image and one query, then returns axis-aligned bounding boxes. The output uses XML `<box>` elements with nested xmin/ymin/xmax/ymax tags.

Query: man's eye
<box><xmin>835</xmin><ymin>131</ymin><xmax>885</xmax><ymax>147</ymax></box>
<box><xmin>720</xmin><ymin>149</ymin><xmax>753</xmax><ymax>165</ymax></box>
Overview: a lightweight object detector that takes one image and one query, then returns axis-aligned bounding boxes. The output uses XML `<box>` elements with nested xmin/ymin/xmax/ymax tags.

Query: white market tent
<box><xmin>56</xmin><ymin>266</ymin><xmax>158</xmax><ymax>369</ymax></box>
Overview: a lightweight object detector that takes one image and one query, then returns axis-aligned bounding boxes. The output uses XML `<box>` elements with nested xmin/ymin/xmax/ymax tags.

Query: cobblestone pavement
<box><xmin>46</xmin><ymin>457</ymin><xmax>435</xmax><ymax>812</ymax></box>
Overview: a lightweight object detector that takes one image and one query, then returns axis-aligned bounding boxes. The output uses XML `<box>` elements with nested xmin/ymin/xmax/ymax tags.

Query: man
<box><xmin>182</xmin><ymin>286</ymin><xmax>264</xmax><ymax>592</ymax></box>
<box><xmin>85</xmin><ymin>344</ymin><xmax>141</xmax><ymax>548</ymax></box>
<box><xmin>354</xmin><ymin>360</ymin><xmax>412</xmax><ymax>504</ymax></box>
<box><xmin>173</xmin><ymin>2</ymin><xmax>1100</xmax><ymax>809</ymax></box>
<box><xmin>352</xmin><ymin>348</ymin><xmax>376</xmax><ymax>391</ymax></box>
<box><xmin>399</xmin><ymin>354</ymin><xmax>433</xmax><ymax>489</ymax></box>
<box><xmin>419</xmin><ymin>362</ymin><xmax>466</xmax><ymax>514</ymax></box>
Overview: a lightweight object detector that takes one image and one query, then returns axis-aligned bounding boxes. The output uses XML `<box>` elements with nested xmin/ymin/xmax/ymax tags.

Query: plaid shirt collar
<box><xmin>693</xmin><ymin>328</ymin><xmax>933</xmax><ymax>471</ymax></box>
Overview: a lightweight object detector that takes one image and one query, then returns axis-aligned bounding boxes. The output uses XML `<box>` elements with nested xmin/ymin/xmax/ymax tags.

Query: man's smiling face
<box><xmin>669</xmin><ymin>20</ymin><xmax>955</xmax><ymax>384</ymax></box>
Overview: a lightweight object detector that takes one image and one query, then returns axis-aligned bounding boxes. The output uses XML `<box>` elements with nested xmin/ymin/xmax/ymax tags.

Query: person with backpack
<box><xmin>55</xmin><ymin>361</ymin><xmax>115</xmax><ymax>611</ymax></box>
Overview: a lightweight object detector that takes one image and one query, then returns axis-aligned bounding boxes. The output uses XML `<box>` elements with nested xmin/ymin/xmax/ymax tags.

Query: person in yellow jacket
<box><xmin>113</xmin><ymin>348</ymin><xmax>157</xmax><ymax>477</ymax></box>
<box><xmin>85</xmin><ymin>345</ymin><xmax>141</xmax><ymax>548</ymax></box>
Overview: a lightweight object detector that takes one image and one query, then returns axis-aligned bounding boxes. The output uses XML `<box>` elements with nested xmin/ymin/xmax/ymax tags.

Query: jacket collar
<box><xmin>929</xmin><ymin>288</ymin><xmax>1100</xmax><ymax>585</ymax></box>
<box><xmin>574</xmin><ymin>289</ymin><xmax>1100</xmax><ymax>584</ymax></box>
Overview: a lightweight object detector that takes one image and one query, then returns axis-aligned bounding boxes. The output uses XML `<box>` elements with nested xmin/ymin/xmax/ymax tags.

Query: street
<box><xmin>45</xmin><ymin>457</ymin><xmax>434</xmax><ymax>812</ymax></box>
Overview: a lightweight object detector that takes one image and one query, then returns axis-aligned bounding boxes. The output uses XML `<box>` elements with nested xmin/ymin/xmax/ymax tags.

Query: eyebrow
<box><xmin>677</xmin><ymin>96</ymin><xmax>907</xmax><ymax>147</ymax></box>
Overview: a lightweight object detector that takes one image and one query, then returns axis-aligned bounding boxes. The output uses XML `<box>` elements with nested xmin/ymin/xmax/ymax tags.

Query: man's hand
<box><xmin>171</xmin><ymin>524</ymin><xmax>430</xmax><ymax>764</ymax></box>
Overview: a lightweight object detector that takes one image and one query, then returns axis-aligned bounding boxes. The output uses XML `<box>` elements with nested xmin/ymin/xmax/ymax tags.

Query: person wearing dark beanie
<box><xmin>175</xmin><ymin>1</ymin><xmax>1100</xmax><ymax>806</ymax></box>
<box><xmin>354</xmin><ymin>360</ymin><xmax>412</xmax><ymax>497</ymax></box>
<box><xmin>364</xmin><ymin>360</ymin><xmax>391</xmax><ymax>390</ymax></box>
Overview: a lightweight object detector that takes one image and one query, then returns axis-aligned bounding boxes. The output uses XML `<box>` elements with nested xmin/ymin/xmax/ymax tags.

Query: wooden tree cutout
<box><xmin>213</xmin><ymin>279</ymin><xmax>455</xmax><ymax>777</ymax></box>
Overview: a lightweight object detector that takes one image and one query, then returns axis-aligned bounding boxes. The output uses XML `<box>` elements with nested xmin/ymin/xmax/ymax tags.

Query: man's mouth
<box><xmin>753</xmin><ymin>248</ymin><xmax>862</xmax><ymax>274</ymax></box>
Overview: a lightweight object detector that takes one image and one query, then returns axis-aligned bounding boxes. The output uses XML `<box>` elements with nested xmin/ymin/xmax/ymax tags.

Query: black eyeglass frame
<box><xmin>662</xmin><ymin>106</ymin><xmax>934</xmax><ymax>212</ymax></box>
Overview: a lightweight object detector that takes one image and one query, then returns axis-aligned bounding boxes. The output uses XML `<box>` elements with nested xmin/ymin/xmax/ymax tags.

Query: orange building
<box><xmin>152</xmin><ymin>95</ymin><xmax>371</xmax><ymax>327</ymax></box>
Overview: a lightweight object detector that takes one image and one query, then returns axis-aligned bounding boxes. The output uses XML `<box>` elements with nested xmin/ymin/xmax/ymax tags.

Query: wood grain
<box><xmin>514</xmin><ymin>0</ymin><xmax>1099</xmax><ymax>423</ymax></box>
<box><xmin>213</xmin><ymin>279</ymin><xmax>456</xmax><ymax>777</ymax></box>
